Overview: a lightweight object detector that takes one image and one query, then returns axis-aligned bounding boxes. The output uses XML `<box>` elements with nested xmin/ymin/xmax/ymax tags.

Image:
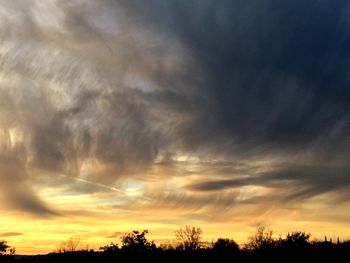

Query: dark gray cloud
<box><xmin>0</xmin><ymin>153</ymin><xmax>57</xmax><ymax>216</ymax></box>
<box><xmin>115</xmin><ymin>0</ymin><xmax>350</xmax><ymax>198</ymax></box>
<box><xmin>187</xmin><ymin>163</ymin><xmax>350</xmax><ymax>204</ymax></box>
<box><xmin>118</xmin><ymin>0</ymin><xmax>350</xmax><ymax>153</ymax></box>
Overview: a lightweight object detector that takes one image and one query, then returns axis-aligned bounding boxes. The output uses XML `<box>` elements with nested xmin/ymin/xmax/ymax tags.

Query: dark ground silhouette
<box><xmin>2</xmin><ymin>227</ymin><xmax>350</xmax><ymax>262</ymax></box>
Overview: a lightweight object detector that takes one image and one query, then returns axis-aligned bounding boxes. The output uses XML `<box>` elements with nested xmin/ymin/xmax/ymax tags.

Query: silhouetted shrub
<box><xmin>281</xmin><ymin>231</ymin><xmax>311</xmax><ymax>249</ymax></box>
<box><xmin>99</xmin><ymin>242</ymin><xmax>119</xmax><ymax>253</ymax></box>
<box><xmin>0</xmin><ymin>241</ymin><xmax>14</xmax><ymax>256</ymax></box>
<box><xmin>0</xmin><ymin>241</ymin><xmax>9</xmax><ymax>254</ymax></box>
<box><xmin>212</xmin><ymin>238</ymin><xmax>239</xmax><ymax>254</ymax></box>
<box><xmin>121</xmin><ymin>230</ymin><xmax>156</xmax><ymax>252</ymax></box>
<box><xmin>159</xmin><ymin>241</ymin><xmax>176</xmax><ymax>251</ymax></box>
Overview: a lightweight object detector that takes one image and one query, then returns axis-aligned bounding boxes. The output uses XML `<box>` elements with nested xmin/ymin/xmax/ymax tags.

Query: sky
<box><xmin>1</xmin><ymin>0</ymin><xmax>350</xmax><ymax>254</ymax></box>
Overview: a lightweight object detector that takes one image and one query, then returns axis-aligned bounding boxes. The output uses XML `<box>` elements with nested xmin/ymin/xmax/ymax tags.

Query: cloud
<box><xmin>0</xmin><ymin>171</ymin><xmax>57</xmax><ymax>217</ymax></box>
<box><xmin>0</xmin><ymin>232</ymin><xmax>23</xmax><ymax>237</ymax></box>
<box><xmin>106</xmin><ymin>231</ymin><xmax>124</xmax><ymax>239</ymax></box>
<box><xmin>1</xmin><ymin>0</ymin><xmax>350</xmax><ymax>221</ymax></box>
<box><xmin>115</xmin><ymin>0</ymin><xmax>350</xmax><ymax>198</ymax></box>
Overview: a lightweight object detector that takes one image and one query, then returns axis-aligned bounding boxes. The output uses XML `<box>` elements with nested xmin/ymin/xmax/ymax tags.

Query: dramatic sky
<box><xmin>1</xmin><ymin>0</ymin><xmax>350</xmax><ymax>254</ymax></box>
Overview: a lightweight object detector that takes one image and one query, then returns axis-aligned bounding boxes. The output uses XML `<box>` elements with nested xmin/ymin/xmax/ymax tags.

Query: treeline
<box><xmin>2</xmin><ymin>226</ymin><xmax>350</xmax><ymax>262</ymax></box>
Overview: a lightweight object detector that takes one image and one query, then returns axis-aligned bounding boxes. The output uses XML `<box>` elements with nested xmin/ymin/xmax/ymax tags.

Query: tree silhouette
<box><xmin>56</xmin><ymin>237</ymin><xmax>81</xmax><ymax>253</ymax></box>
<box><xmin>175</xmin><ymin>225</ymin><xmax>202</xmax><ymax>250</ymax></box>
<box><xmin>212</xmin><ymin>238</ymin><xmax>239</xmax><ymax>254</ymax></box>
<box><xmin>121</xmin><ymin>230</ymin><xmax>156</xmax><ymax>252</ymax></box>
<box><xmin>99</xmin><ymin>243</ymin><xmax>119</xmax><ymax>253</ymax></box>
<box><xmin>244</xmin><ymin>226</ymin><xmax>275</xmax><ymax>251</ymax></box>
<box><xmin>282</xmin><ymin>231</ymin><xmax>311</xmax><ymax>249</ymax></box>
<box><xmin>0</xmin><ymin>241</ymin><xmax>9</xmax><ymax>255</ymax></box>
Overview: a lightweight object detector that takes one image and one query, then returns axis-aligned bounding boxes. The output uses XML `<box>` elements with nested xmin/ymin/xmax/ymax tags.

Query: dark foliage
<box><xmin>121</xmin><ymin>230</ymin><xmax>156</xmax><ymax>252</ymax></box>
<box><xmin>0</xmin><ymin>241</ymin><xmax>9</xmax><ymax>254</ymax></box>
<box><xmin>99</xmin><ymin>243</ymin><xmax>119</xmax><ymax>254</ymax></box>
<box><xmin>281</xmin><ymin>231</ymin><xmax>311</xmax><ymax>249</ymax></box>
<box><xmin>212</xmin><ymin>238</ymin><xmax>239</xmax><ymax>254</ymax></box>
<box><xmin>0</xmin><ymin>240</ymin><xmax>15</xmax><ymax>256</ymax></box>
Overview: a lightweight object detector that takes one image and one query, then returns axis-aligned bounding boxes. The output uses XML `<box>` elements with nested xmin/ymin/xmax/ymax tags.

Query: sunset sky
<box><xmin>1</xmin><ymin>0</ymin><xmax>350</xmax><ymax>255</ymax></box>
